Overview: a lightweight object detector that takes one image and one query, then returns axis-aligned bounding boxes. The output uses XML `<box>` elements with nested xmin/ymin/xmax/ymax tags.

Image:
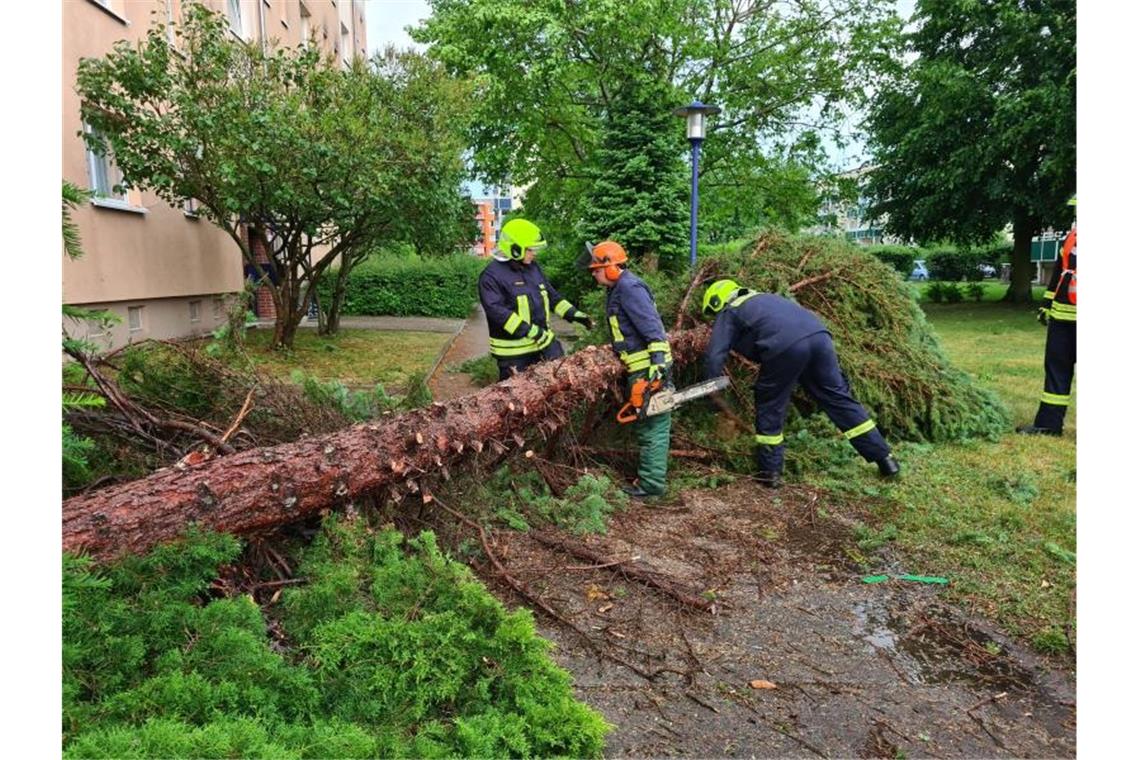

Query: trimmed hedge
<box><xmin>319</xmin><ymin>255</ymin><xmax>484</xmax><ymax>319</ymax></box>
<box><xmin>864</xmin><ymin>245</ymin><xmax>917</xmax><ymax>276</ymax></box>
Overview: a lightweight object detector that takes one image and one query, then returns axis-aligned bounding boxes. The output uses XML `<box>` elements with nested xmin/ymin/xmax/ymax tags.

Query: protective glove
<box><xmin>570</xmin><ymin>312</ymin><xmax>595</xmax><ymax>330</ymax></box>
<box><xmin>525</xmin><ymin>324</ymin><xmax>555</xmax><ymax>345</ymax></box>
<box><xmin>1036</xmin><ymin>307</ymin><xmax>1049</xmax><ymax>326</ymax></box>
<box><xmin>647</xmin><ymin>362</ymin><xmax>670</xmax><ymax>387</ymax></box>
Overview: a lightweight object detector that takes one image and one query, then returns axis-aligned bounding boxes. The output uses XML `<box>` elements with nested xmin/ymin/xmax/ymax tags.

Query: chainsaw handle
<box><xmin>616</xmin><ymin>402</ymin><xmax>640</xmax><ymax>424</ymax></box>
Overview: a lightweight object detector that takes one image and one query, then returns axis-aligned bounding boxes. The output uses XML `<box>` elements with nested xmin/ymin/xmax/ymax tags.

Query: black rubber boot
<box><xmin>622</xmin><ymin>484</ymin><xmax>659</xmax><ymax>500</ymax></box>
<box><xmin>754</xmin><ymin>471</ymin><xmax>782</xmax><ymax>489</ymax></box>
<box><xmin>877</xmin><ymin>455</ymin><xmax>901</xmax><ymax>478</ymax></box>
<box><xmin>1016</xmin><ymin>424</ymin><xmax>1062</xmax><ymax>437</ymax></box>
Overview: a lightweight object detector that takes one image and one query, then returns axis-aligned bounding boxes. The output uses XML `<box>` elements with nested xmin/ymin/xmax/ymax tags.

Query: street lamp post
<box><xmin>674</xmin><ymin>100</ymin><xmax>720</xmax><ymax>270</ymax></box>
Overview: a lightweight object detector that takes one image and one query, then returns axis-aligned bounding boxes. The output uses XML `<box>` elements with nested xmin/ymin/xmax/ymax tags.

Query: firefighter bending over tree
<box><xmin>478</xmin><ymin>218</ymin><xmax>593</xmax><ymax>381</ymax></box>
<box><xmin>580</xmin><ymin>240</ymin><xmax>673</xmax><ymax>499</ymax></box>
<box><xmin>701</xmin><ymin>279</ymin><xmax>900</xmax><ymax>488</ymax></box>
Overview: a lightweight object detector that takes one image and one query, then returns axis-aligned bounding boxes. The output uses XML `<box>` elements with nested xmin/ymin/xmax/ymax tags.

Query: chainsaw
<box><xmin>616</xmin><ymin>376</ymin><xmax>731</xmax><ymax>423</ymax></box>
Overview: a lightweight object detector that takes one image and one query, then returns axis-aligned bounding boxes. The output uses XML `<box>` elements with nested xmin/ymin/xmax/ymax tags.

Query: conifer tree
<box><xmin>580</xmin><ymin>77</ymin><xmax>689</xmax><ymax>272</ymax></box>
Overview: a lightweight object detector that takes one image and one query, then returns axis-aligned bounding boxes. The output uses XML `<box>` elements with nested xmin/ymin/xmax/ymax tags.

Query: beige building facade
<box><xmin>63</xmin><ymin>0</ymin><xmax>367</xmax><ymax>349</ymax></box>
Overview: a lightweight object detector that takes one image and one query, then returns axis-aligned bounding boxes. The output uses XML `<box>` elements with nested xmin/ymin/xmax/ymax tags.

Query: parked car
<box><xmin>977</xmin><ymin>263</ymin><xmax>997</xmax><ymax>278</ymax></box>
<box><xmin>910</xmin><ymin>260</ymin><xmax>929</xmax><ymax>281</ymax></box>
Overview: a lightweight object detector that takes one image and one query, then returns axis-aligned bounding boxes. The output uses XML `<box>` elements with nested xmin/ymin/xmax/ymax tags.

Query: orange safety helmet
<box><xmin>586</xmin><ymin>240</ymin><xmax>628</xmax><ymax>282</ymax></box>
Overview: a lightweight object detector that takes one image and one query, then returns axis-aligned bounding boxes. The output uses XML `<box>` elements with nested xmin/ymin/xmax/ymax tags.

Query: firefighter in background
<box><xmin>701</xmin><ymin>279</ymin><xmax>900</xmax><ymax>488</ymax></box>
<box><xmin>1018</xmin><ymin>198</ymin><xmax>1077</xmax><ymax>436</ymax></box>
<box><xmin>478</xmin><ymin>218</ymin><xmax>594</xmax><ymax>381</ymax></box>
<box><xmin>581</xmin><ymin>241</ymin><xmax>673</xmax><ymax>499</ymax></box>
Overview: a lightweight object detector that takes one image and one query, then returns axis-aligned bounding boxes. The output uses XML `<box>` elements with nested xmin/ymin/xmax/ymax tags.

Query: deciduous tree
<box><xmin>864</xmin><ymin>0</ymin><xmax>1075</xmax><ymax>302</ymax></box>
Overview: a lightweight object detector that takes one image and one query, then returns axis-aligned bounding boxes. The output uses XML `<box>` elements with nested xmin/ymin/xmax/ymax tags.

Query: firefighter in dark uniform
<box><xmin>478</xmin><ymin>218</ymin><xmax>593</xmax><ymax>381</ymax></box>
<box><xmin>1018</xmin><ymin>205</ymin><xmax>1077</xmax><ymax>436</ymax></box>
<box><xmin>581</xmin><ymin>240</ymin><xmax>672</xmax><ymax>498</ymax></box>
<box><xmin>701</xmin><ymin>279</ymin><xmax>900</xmax><ymax>488</ymax></box>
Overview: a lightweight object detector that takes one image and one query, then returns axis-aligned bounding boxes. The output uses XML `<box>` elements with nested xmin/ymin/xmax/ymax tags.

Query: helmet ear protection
<box><xmin>509</xmin><ymin>243</ymin><xmax>524</xmax><ymax>261</ymax></box>
<box><xmin>584</xmin><ymin>240</ymin><xmax>628</xmax><ymax>282</ymax></box>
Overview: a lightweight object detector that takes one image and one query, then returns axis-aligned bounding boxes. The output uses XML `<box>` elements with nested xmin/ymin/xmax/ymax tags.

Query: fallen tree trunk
<box><xmin>63</xmin><ymin>328</ymin><xmax>711</xmax><ymax>561</ymax></box>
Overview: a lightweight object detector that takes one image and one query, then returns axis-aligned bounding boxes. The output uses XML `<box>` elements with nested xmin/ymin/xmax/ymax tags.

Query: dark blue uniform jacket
<box><xmin>705</xmin><ymin>292</ymin><xmax>828</xmax><ymax>378</ymax></box>
<box><xmin>605</xmin><ymin>271</ymin><xmax>672</xmax><ymax>372</ymax></box>
<box><xmin>479</xmin><ymin>259</ymin><xmax>580</xmax><ymax>358</ymax></box>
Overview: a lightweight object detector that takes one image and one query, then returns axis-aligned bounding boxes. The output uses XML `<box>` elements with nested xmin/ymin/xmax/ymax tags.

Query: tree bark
<box><xmin>1003</xmin><ymin>210</ymin><xmax>1037</xmax><ymax>304</ymax></box>
<box><xmin>63</xmin><ymin>328</ymin><xmax>711</xmax><ymax>562</ymax></box>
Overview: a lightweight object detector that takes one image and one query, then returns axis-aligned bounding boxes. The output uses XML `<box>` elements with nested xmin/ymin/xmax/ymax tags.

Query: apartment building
<box><xmin>63</xmin><ymin>0</ymin><xmax>367</xmax><ymax>349</ymax></box>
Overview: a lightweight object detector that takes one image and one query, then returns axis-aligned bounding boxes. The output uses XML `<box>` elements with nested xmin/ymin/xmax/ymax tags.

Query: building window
<box><xmin>226</xmin><ymin>0</ymin><xmax>243</xmax><ymax>37</ymax></box>
<box><xmin>341</xmin><ymin>23</ymin><xmax>350</xmax><ymax>67</ymax></box>
<box><xmin>299</xmin><ymin>3</ymin><xmax>311</xmax><ymax>48</ymax></box>
<box><xmin>183</xmin><ymin>197</ymin><xmax>199</xmax><ymax>217</ymax></box>
<box><xmin>128</xmin><ymin>306</ymin><xmax>144</xmax><ymax>333</ymax></box>
<box><xmin>84</xmin><ymin>124</ymin><xmax>126</xmax><ymax>202</ymax></box>
<box><xmin>189</xmin><ymin>300</ymin><xmax>201</xmax><ymax>322</ymax></box>
<box><xmin>213</xmin><ymin>297</ymin><xmax>225</xmax><ymax>320</ymax></box>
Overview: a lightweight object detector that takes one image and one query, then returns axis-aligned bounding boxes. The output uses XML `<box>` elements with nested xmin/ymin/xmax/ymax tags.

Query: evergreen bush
<box><xmin>63</xmin><ymin>522</ymin><xmax>609</xmax><ymax>758</ymax></box>
<box><xmin>316</xmin><ymin>254</ymin><xmax>483</xmax><ymax>319</ymax></box>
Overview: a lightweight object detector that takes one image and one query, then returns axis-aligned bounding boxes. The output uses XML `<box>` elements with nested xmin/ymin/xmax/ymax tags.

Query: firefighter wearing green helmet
<box><xmin>478</xmin><ymin>218</ymin><xmax>593</xmax><ymax>380</ymax></box>
<box><xmin>701</xmin><ymin>279</ymin><xmax>900</xmax><ymax>488</ymax></box>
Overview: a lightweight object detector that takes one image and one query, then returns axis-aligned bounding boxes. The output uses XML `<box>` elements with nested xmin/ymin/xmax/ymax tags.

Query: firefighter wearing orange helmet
<box><xmin>581</xmin><ymin>240</ymin><xmax>673</xmax><ymax>499</ymax></box>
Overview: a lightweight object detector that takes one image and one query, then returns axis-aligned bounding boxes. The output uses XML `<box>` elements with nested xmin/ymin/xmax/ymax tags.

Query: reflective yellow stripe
<box><xmin>729</xmin><ymin>291</ymin><xmax>760</xmax><ymax>308</ymax></box>
<box><xmin>1041</xmin><ymin>392</ymin><xmax>1071</xmax><ymax>406</ymax></box>
<box><xmin>620</xmin><ymin>349</ymin><xmax>651</xmax><ymax>371</ymax></box>
<box><xmin>554</xmin><ymin>299</ymin><xmax>573</xmax><ymax>318</ymax></box>
<box><xmin>1045</xmin><ymin>291</ymin><xmax>1056</xmax><ymax>300</ymax></box>
<box><xmin>1048</xmin><ymin>307</ymin><xmax>1076</xmax><ymax>322</ymax></box>
<box><xmin>516</xmin><ymin>295</ymin><xmax>530</xmax><ymax>324</ymax></box>
<box><xmin>1051</xmin><ymin>302</ymin><xmax>1076</xmax><ymax>312</ymax></box>
<box><xmin>504</xmin><ymin>313</ymin><xmax>523</xmax><ymax>334</ymax></box>
<box><xmin>647</xmin><ymin>340</ymin><xmax>670</xmax><ymax>354</ymax></box>
<box><xmin>540</xmin><ymin>285</ymin><xmax>551</xmax><ymax>322</ymax></box>
<box><xmin>755</xmin><ymin>433</ymin><xmax>784</xmax><ymax>445</ymax></box>
<box><xmin>609</xmin><ymin>315</ymin><xmax>625</xmax><ymax>342</ymax></box>
<box><xmin>844</xmin><ymin>419</ymin><xmax>876</xmax><ymax>440</ymax></box>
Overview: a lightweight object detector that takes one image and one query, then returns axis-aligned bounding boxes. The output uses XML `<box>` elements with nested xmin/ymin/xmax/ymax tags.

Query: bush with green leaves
<box><xmin>926</xmin><ymin>247</ymin><xmax>989</xmax><ymax>282</ymax></box>
<box><xmin>63</xmin><ymin>521</ymin><xmax>609</xmax><ymax>758</ymax></box>
<box><xmin>292</xmin><ymin>370</ymin><xmax>433</xmax><ymax>421</ymax></box>
<box><xmin>864</xmin><ymin>244</ymin><xmax>918</xmax><ymax>276</ymax></box>
<box><xmin>480</xmin><ymin>467</ymin><xmax>630</xmax><ymax>535</ymax></box>
<box><xmin>316</xmin><ymin>254</ymin><xmax>483</xmax><ymax>319</ymax></box>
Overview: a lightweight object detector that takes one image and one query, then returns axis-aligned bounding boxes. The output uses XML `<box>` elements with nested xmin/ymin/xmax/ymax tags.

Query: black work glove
<box><xmin>1036</xmin><ymin>307</ymin><xmax>1049</xmax><ymax>326</ymax></box>
<box><xmin>570</xmin><ymin>312</ymin><xmax>595</xmax><ymax>330</ymax></box>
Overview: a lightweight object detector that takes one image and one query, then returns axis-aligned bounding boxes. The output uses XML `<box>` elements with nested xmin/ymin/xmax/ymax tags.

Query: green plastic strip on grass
<box><xmin>861</xmin><ymin>574</ymin><xmax>949</xmax><ymax>585</ymax></box>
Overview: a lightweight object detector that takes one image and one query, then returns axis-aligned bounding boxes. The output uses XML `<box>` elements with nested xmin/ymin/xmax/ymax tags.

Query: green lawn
<box><xmin>810</xmin><ymin>301</ymin><xmax>1077</xmax><ymax>654</ymax></box>
<box><xmin>908</xmin><ymin>280</ymin><xmax>1047</xmax><ymax>304</ymax></box>
<box><xmin>242</xmin><ymin>327</ymin><xmax>452</xmax><ymax>390</ymax></box>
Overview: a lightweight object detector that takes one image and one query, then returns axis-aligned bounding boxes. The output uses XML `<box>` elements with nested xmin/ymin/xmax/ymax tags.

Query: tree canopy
<box><xmin>864</xmin><ymin>0</ymin><xmax>1076</xmax><ymax>302</ymax></box>
<box><xmin>76</xmin><ymin>5</ymin><xmax>473</xmax><ymax>347</ymax></box>
<box><xmin>413</xmin><ymin>0</ymin><xmax>898</xmax><ymax>259</ymax></box>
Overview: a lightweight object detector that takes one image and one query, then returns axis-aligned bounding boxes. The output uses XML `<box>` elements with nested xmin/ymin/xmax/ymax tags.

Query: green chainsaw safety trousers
<box><xmin>633</xmin><ymin>411</ymin><xmax>671</xmax><ymax>496</ymax></box>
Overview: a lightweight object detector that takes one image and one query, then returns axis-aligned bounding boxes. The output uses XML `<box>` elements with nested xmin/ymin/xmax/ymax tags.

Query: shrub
<box><xmin>943</xmin><ymin>283</ymin><xmax>964</xmax><ymax>303</ymax></box>
<box><xmin>926</xmin><ymin>247</ymin><xmax>989</xmax><ymax>282</ymax></box>
<box><xmin>63</xmin><ymin>522</ymin><xmax>610</xmax><ymax>758</ymax></box>
<box><xmin>454</xmin><ymin>354</ymin><xmax>500</xmax><ymax>387</ymax></box>
<box><xmin>923</xmin><ymin>282</ymin><xmax>946</xmax><ymax>303</ymax></box>
<box><xmin>864</xmin><ymin>245</ymin><xmax>918</xmax><ymax>276</ymax></box>
<box><xmin>967</xmin><ymin>283</ymin><xmax>986</xmax><ymax>302</ymax></box>
<box><xmin>318</xmin><ymin>254</ymin><xmax>484</xmax><ymax>319</ymax></box>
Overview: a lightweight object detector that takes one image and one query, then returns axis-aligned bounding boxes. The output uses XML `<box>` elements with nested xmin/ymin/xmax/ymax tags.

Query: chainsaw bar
<box><xmin>645</xmin><ymin>376</ymin><xmax>731</xmax><ymax>417</ymax></box>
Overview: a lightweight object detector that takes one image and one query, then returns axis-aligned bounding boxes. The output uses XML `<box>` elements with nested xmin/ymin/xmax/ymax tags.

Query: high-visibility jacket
<box><xmin>1043</xmin><ymin>227</ymin><xmax>1076</xmax><ymax>321</ymax></box>
<box><xmin>604</xmin><ymin>270</ymin><xmax>672</xmax><ymax>373</ymax></box>
<box><xmin>704</xmin><ymin>291</ymin><xmax>829</xmax><ymax>378</ymax></box>
<box><xmin>478</xmin><ymin>259</ymin><xmax>587</xmax><ymax>358</ymax></box>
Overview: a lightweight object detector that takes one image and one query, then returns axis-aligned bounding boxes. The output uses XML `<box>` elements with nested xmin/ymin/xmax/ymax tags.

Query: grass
<box><xmin>807</xmin><ymin>301</ymin><xmax>1076</xmax><ymax>653</ymax></box>
<box><xmin>242</xmin><ymin>327</ymin><xmax>451</xmax><ymax>391</ymax></box>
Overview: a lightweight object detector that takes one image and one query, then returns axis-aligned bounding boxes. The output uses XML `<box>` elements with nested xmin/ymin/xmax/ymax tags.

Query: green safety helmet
<box><xmin>497</xmin><ymin>218</ymin><xmax>547</xmax><ymax>261</ymax></box>
<box><xmin>702</xmin><ymin>279</ymin><xmax>742</xmax><ymax>316</ymax></box>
